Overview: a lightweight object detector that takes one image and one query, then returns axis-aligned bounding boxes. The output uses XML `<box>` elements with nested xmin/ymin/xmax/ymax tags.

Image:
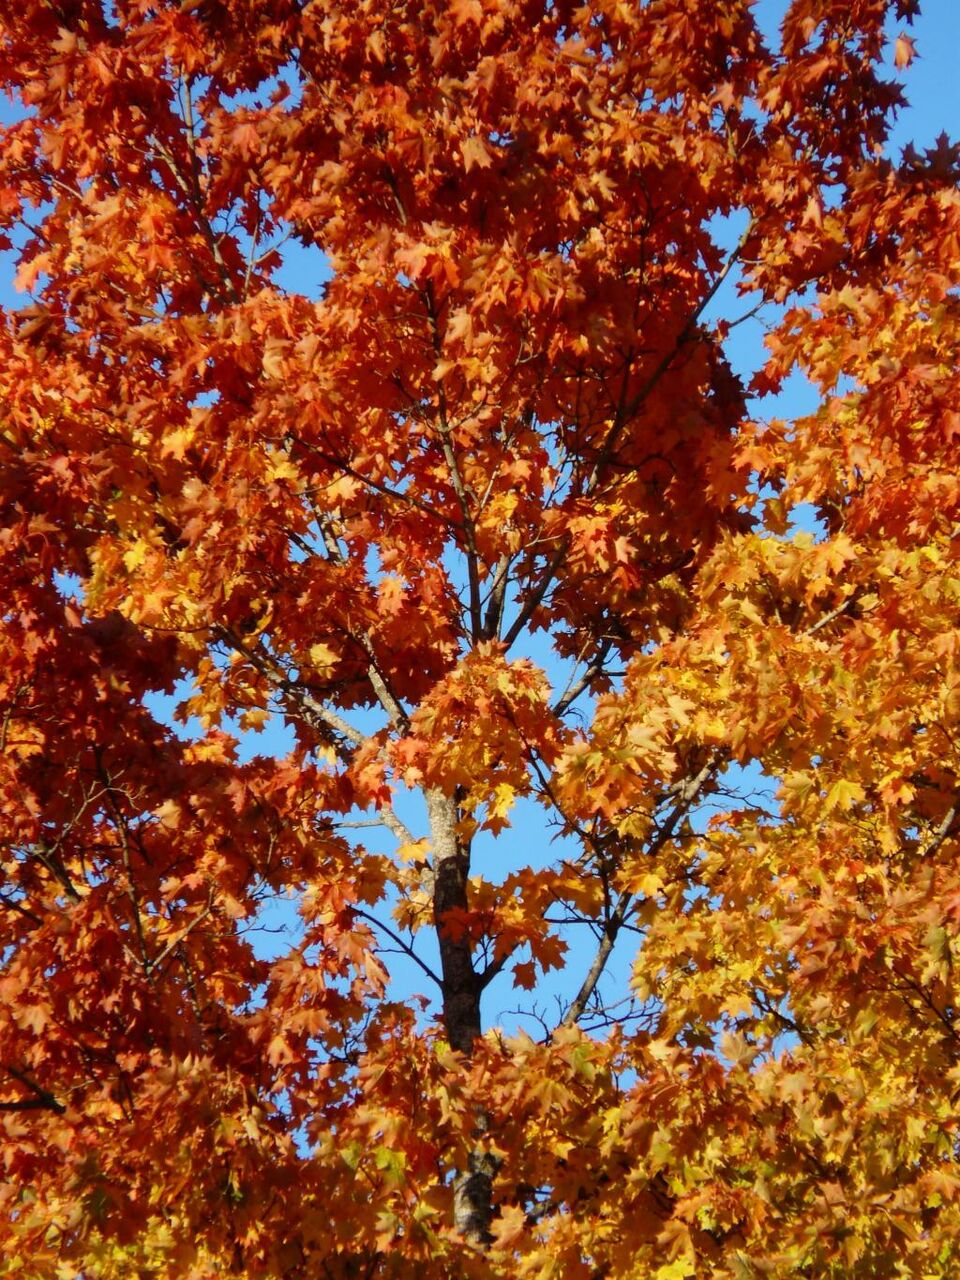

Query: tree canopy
<box><xmin>2</xmin><ymin>0</ymin><xmax>960</xmax><ymax>1275</ymax></box>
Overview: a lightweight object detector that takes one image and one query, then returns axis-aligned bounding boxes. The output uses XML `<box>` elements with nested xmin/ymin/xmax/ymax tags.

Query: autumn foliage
<box><xmin>1</xmin><ymin>0</ymin><xmax>959</xmax><ymax>1274</ymax></box>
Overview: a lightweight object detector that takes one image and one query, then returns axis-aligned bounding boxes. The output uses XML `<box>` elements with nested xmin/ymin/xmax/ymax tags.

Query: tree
<box><xmin>1</xmin><ymin>0</ymin><xmax>958</xmax><ymax>1273</ymax></box>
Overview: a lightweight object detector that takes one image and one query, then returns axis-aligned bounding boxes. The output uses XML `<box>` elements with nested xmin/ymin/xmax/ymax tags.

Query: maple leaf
<box><xmin>461</xmin><ymin>135</ymin><xmax>493</xmax><ymax>173</ymax></box>
<box><xmin>894</xmin><ymin>33</ymin><xmax>916</xmax><ymax>69</ymax></box>
<box><xmin>449</xmin><ymin>0</ymin><xmax>483</xmax><ymax>27</ymax></box>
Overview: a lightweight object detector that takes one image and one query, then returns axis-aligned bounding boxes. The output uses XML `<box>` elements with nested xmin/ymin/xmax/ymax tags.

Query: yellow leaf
<box><xmin>825</xmin><ymin>778</ymin><xmax>865</xmax><ymax>813</ymax></box>
<box><xmin>309</xmin><ymin>642</ymin><xmax>339</xmax><ymax>673</ymax></box>
<box><xmin>161</xmin><ymin>426</ymin><xmax>194</xmax><ymax>459</ymax></box>
<box><xmin>894</xmin><ymin>33</ymin><xmax>916</xmax><ymax>69</ymax></box>
<box><xmin>720</xmin><ymin>991</ymin><xmax>755</xmax><ymax>1019</ymax></box>
<box><xmin>629</xmin><ymin>870</ymin><xmax>664</xmax><ymax>897</ymax></box>
<box><xmin>155</xmin><ymin>799</ymin><xmax>182</xmax><ymax>829</ymax></box>
<box><xmin>490</xmin><ymin>1202</ymin><xmax>526</xmax><ymax>1250</ymax></box>
<box><xmin>461</xmin><ymin>134</ymin><xmax>493</xmax><ymax>172</ymax></box>
<box><xmin>240</xmin><ymin>707</ymin><xmax>270</xmax><ymax>731</ymax></box>
<box><xmin>123</xmin><ymin>537</ymin><xmax>151</xmax><ymax>571</ymax></box>
<box><xmin>396</xmin><ymin>839</ymin><xmax>430</xmax><ymax>864</ymax></box>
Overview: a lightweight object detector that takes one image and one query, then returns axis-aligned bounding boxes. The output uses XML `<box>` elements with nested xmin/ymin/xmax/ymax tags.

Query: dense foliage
<box><xmin>2</xmin><ymin>0</ymin><xmax>959</xmax><ymax>1275</ymax></box>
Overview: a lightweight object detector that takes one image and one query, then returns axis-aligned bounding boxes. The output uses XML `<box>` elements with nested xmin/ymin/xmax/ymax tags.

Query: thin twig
<box><xmin>562</xmin><ymin>892</ymin><xmax>633</xmax><ymax>1028</ymax></box>
<box><xmin>148</xmin><ymin>901</ymin><xmax>214</xmax><ymax>979</ymax></box>
<box><xmin>216</xmin><ymin>626</ymin><xmax>416</xmax><ymax>847</ymax></box>
<box><xmin>422</xmin><ymin>284</ymin><xmax>483</xmax><ymax>640</ymax></box>
<box><xmin>352</xmin><ymin>908</ymin><xmax>442</xmax><ymax>989</ymax></box>
<box><xmin>552</xmin><ymin>636</ymin><xmax>614</xmax><ymax>717</ymax></box>
<box><xmin>558</xmin><ymin>755</ymin><xmax>719</xmax><ymax>1031</ymax></box>
<box><xmin>805</xmin><ymin>595</ymin><xmax>857</xmax><ymax>635</ymax></box>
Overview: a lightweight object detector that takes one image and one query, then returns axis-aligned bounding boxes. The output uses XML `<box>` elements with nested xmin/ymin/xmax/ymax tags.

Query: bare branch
<box><xmin>295</xmin><ymin>437</ymin><xmax>461</xmax><ymax>532</ymax></box>
<box><xmin>482</xmin><ymin>552</ymin><xmax>512</xmax><ymax>642</ymax></box>
<box><xmin>501</xmin><ymin>238</ymin><xmax>751</xmax><ymax>660</ymax></box>
<box><xmin>421</xmin><ymin>284</ymin><xmax>483</xmax><ymax>641</ymax></box>
<box><xmin>0</xmin><ymin>890</ymin><xmax>42</xmax><ymax>928</ymax></box>
<box><xmin>559</xmin><ymin>755</ymin><xmax>720</xmax><ymax>1030</ymax></box>
<box><xmin>552</xmin><ymin>635</ymin><xmax>614</xmax><ymax>717</ymax></box>
<box><xmin>94</xmin><ymin>751</ymin><xmax>150</xmax><ymax>978</ymax></box>
<box><xmin>502</xmin><ymin>539</ymin><xmax>567</xmax><ymax>652</ymax></box>
<box><xmin>352</xmin><ymin>907</ymin><xmax>442</xmax><ymax>989</ymax></box>
<box><xmin>805</xmin><ymin>595</ymin><xmax>858</xmax><ymax>636</ymax></box>
<box><xmin>216</xmin><ymin>626</ymin><xmax>417</xmax><ymax>847</ymax></box>
<box><xmin>921</xmin><ymin>804</ymin><xmax>959</xmax><ymax>861</ymax></box>
<box><xmin>218</xmin><ymin>625</ymin><xmax>368</xmax><ymax>749</ymax></box>
<box><xmin>587</xmin><ymin>219</ymin><xmax>754</xmax><ymax>494</ymax></box>
<box><xmin>562</xmin><ymin>891</ymin><xmax>633</xmax><ymax>1028</ymax></box>
<box><xmin>33</xmin><ymin>843</ymin><xmax>81</xmax><ymax>904</ymax></box>
<box><xmin>353</xmin><ymin>632</ymin><xmax>409</xmax><ymax>730</ymax></box>
<box><xmin>477</xmin><ymin>946</ymin><xmax>516</xmax><ymax>990</ymax></box>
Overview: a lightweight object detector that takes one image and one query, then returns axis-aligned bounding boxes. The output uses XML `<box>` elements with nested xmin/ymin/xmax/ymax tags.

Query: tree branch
<box><xmin>1</xmin><ymin>1065</ymin><xmax>65</xmax><ymax>1116</ymax></box>
<box><xmin>562</xmin><ymin>891</ymin><xmax>633</xmax><ymax>1028</ymax></box>
<box><xmin>482</xmin><ymin>552</ymin><xmax>512</xmax><ymax>642</ymax></box>
<box><xmin>921</xmin><ymin>804</ymin><xmax>959</xmax><ymax>861</ymax></box>
<box><xmin>501</xmin><ymin>539</ymin><xmax>568</xmax><ymax>652</ymax></box>
<box><xmin>148</xmin><ymin>900</ymin><xmax>214</xmax><ymax>979</ymax></box>
<box><xmin>0</xmin><ymin>890</ymin><xmax>42</xmax><ymax>928</ymax></box>
<box><xmin>422</xmin><ymin>284</ymin><xmax>483</xmax><ymax>642</ymax></box>
<box><xmin>501</xmin><ymin>241</ymin><xmax>750</xmax><ymax>661</ymax></box>
<box><xmin>559</xmin><ymin>755</ymin><xmax>720</xmax><ymax>1030</ymax></box>
<box><xmin>94</xmin><ymin>752</ymin><xmax>150</xmax><ymax>978</ymax></box>
<box><xmin>216</xmin><ymin>626</ymin><xmax>417</xmax><ymax>847</ymax></box>
<box><xmin>552</xmin><ymin>635</ymin><xmax>614</xmax><ymax>717</ymax></box>
<box><xmin>477</xmin><ymin>946</ymin><xmax>516</xmax><ymax>991</ymax></box>
<box><xmin>218</xmin><ymin>625</ymin><xmax>367</xmax><ymax>749</ymax></box>
<box><xmin>587</xmin><ymin>220</ymin><xmax>753</xmax><ymax>495</ymax></box>
<box><xmin>352</xmin><ymin>907</ymin><xmax>442</xmax><ymax>989</ymax></box>
<box><xmin>295</xmin><ymin>437</ymin><xmax>461</xmax><ymax>532</ymax></box>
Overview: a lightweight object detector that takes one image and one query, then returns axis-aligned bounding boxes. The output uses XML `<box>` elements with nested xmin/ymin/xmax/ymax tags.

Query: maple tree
<box><xmin>1</xmin><ymin>0</ymin><xmax>959</xmax><ymax>1274</ymax></box>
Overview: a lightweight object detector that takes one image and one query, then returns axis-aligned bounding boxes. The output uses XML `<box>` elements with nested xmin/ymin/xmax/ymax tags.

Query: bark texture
<box><xmin>426</xmin><ymin>787</ymin><xmax>494</xmax><ymax>1244</ymax></box>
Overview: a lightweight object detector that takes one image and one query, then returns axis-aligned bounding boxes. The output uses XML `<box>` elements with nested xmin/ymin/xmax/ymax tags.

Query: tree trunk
<box><xmin>425</xmin><ymin>788</ymin><xmax>495</xmax><ymax>1245</ymax></box>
